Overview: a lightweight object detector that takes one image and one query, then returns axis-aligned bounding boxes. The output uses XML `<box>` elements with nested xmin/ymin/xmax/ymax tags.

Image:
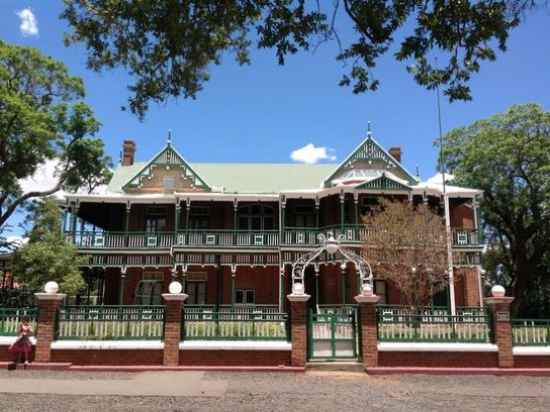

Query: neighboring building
<box><xmin>0</xmin><ymin>252</ymin><xmax>14</xmax><ymax>289</ymax></box>
<box><xmin>61</xmin><ymin>132</ymin><xmax>484</xmax><ymax>310</ymax></box>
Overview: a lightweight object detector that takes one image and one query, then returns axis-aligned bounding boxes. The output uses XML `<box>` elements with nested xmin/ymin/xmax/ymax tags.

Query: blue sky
<box><xmin>2</xmin><ymin>2</ymin><xmax>549</xmax><ymax>236</ymax></box>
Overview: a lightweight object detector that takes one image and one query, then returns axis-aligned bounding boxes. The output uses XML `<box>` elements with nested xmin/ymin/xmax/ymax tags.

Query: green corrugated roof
<box><xmin>107</xmin><ymin>162</ymin><xmax>336</xmax><ymax>194</ymax></box>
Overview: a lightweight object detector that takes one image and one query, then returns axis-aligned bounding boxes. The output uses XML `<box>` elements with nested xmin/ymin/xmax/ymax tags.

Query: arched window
<box><xmin>238</xmin><ymin>204</ymin><xmax>274</xmax><ymax>231</ymax></box>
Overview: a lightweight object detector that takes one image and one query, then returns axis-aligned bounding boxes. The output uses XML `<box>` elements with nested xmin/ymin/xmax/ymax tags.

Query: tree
<box><xmin>0</xmin><ymin>40</ymin><xmax>112</xmax><ymax>233</ymax></box>
<box><xmin>60</xmin><ymin>0</ymin><xmax>541</xmax><ymax>119</ymax></box>
<box><xmin>12</xmin><ymin>199</ymin><xmax>87</xmax><ymax>296</ymax></box>
<box><xmin>441</xmin><ymin>103</ymin><xmax>550</xmax><ymax>316</ymax></box>
<box><xmin>362</xmin><ymin>200</ymin><xmax>449</xmax><ymax>306</ymax></box>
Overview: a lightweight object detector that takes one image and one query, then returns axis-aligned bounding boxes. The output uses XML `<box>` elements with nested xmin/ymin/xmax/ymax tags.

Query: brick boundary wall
<box><xmin>378</xmin><ymin>351</ymin><xmax>498</xmax><ymax>368</ymax></box>
<box><xmin>179</xmin><ymin>350</ymin><xmax>291</xmax><ymax>366</ymax></box>
<box><xmin>514</xmin><ymin>356</ymin><xmax>550</xmax><ymax>368</ymax></box>
<box><xmin>51</xmin><ymin>349</ymin><xmax>163</xmax><ymax>365</ymax></box>
<box><xmin>0</xmin><ymin>345</ymin><xmax>35</xmax><ymax>362</ymax></box>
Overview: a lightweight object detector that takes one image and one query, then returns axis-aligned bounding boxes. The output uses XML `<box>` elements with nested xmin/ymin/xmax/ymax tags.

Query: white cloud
<box><xmin>290</xmin><ymin>144</ymin><xmax>336</xmax><ymax>164</ymax></box>
<box><xmin>19</xmin><ymin>159</ymin><xmax>61</xmax><ymax>196</ymax></box>
<box><xmin>19</xmin><ymin>158</ymin><xmax>109</xmax><ymax>199</ymax></box>
<box><xmin>16</xmin><ymin>8</ymin><xmax>38</xmax><ymax>37</ymax></box>
<box><xmin>6</xmin><ymin>235</ymin><xmax>28</xmax><ymax>248</ymax></box>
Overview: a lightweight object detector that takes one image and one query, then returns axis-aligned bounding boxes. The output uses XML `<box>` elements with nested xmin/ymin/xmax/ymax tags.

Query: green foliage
<box><xmin>0</xmin><ymin>40</ymin><xmax>112</xmax><ymax>232</ymax></box>
<box><xmin>60</xmin><ymin>0</ymin><xmax>539</xmax><ymax>118</ymax></box>
<box><xmin>13</xmin><ymin>199</ymin><xmax>87</xmax><ymax>296</ymax></box>
<box><xmin>441</xmin><ymin>103</ymin><xmax>550</xmax><ymax>316</ymax></box>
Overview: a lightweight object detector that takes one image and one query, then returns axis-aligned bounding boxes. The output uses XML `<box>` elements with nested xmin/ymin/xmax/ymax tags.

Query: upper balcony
<box><xmin>64</xmin><ymin>226</ymin><xmax>483</xmax><ymax>251</ymax></box>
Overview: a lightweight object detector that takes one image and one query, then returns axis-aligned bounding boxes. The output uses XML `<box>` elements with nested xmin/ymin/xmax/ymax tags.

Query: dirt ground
<box><xmin>1</xmin><ymin>369</ymin><xmax>549</xmax><ymax>411</ymax></box>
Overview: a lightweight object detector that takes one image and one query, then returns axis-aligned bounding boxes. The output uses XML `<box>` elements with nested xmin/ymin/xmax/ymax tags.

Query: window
<box><xmin>189</xmin><ymin>206</ymin><xmax>209</xmax><ymax>230</ymax></box>
<box><xmin>235</xmin><ymin>288</ymin><xmax>255</xmax><ymax>304</ymax></box>
<box><xmin>135</xmin><ymin>272</ymin><xmax>163</xmax><ymax>305</ymax></box>
<box><xmin>374</xmin><ymin>280</ymin><xmax>387</xmax><ymax>304</ymax></box>
<box><xmin>238</xmin><ymin>204</ymin><xmax>274</xmax><ymax>231</ymax></box>
<box><xmin>187</xmin><ymin>281</ymin><xmax>207</xmax><ymax>305</ymax></box>
<box><xmin>360</xmin><ymin>196</ymin><xmax>379</xmax><ymax>217</ymax></box>
<box><xmin>145</xmin><ymin>207</ymin><xmax>168</xmax><ymax>232</ymax></box>
<box><xmin>294</xmin><ymin>205</ymin><xmax>316</xmax><ymax>227</ymax></box>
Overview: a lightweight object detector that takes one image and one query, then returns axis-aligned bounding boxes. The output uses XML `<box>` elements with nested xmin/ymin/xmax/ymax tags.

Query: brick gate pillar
<box><xmin>485</xmin><ymin>285</ymin><xmax>514</xmax><ymax>368</ymax></box>
<box><xmin>355</xmin><ymin>291</ymin><xmax>380</xmax><ymax>370</ymax></box>
<box><xmin>288</xmin><ymin>292</ymin><xmax>310</xmax><ymax>367</ymax></box>
<box><xmin>34</xmin><ymin>283</ymin><xmax>66</xmax><ymax>363</ymax></box>
<box><xmin>162</xmin><ymin>291</ymin><xmax>188</xmax><ymax>366</ymax></box>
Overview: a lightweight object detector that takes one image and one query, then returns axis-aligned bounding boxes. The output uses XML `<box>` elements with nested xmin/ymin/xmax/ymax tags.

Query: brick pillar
<box><xmin>287</xmin><ymin>293</ymin><xmax>310</xmax><ymax>367</ymax></box>
<box><xmin>485</xmin><ymin>291</ymin><xmax>514</xmax><ymax>368</ymax></box>
<box><xmin>355</xmin><ymin>293</ymin><xmax>380</xmax><ymax>370</ymax></box>
<box><xmin>34</xmin><ymin>292</ymin><xmax>65</xmax><ymax>363</ymax></box>
<box><xmin>162</xmin><ymin>293</ymin><xmax>188</xmax><ymax>366</ymax></box>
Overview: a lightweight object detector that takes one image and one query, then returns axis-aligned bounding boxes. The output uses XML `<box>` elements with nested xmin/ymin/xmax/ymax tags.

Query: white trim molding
<box><xmin>179</xmin><ymin>340</ymin><xmax>292</xmax><ymax>351</ymax></box>
<box><xmin>378</xmin><ymin>342</ymin><xmax>498</xmax><ymax>352</ymax></box>
<box><xmin>50</xmin><ymin>340</ymin><xmax>164</xmax><ymax>350</ymax></box>
<box><xmin>513</xmin><ymin>346</ymin><xmax>550</xmax><ymax>356</ymax></box>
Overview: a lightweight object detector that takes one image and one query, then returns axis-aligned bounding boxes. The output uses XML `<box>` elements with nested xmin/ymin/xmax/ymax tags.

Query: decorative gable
<box><xmin>355</xmin><ymin>174</ymin><xmax>411</xmax><ymax>191</ymax></box>
<box><xmin>323</xmin><ymin>135</ymin><xmax>418</xmax><ymax>187</ymax></box>
<box><xmin>123</xmin><ymin>143</ymin><xmax>210</xmax><ymax>193</ymax></box>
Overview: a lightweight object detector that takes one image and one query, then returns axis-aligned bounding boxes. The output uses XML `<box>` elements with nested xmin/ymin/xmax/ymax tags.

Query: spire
<box><xmin>367</xmin><ymin>121</ymin><xmax>372</xmax><ymax>138</ymax></box>
<box><xmin>167</xmin><ymin>129</ymin><xmax>172</xmax><ymax>146</ymax></box>
<box><xmin>415</xmin><ymin>164</ymin><xmax>420</xmax><ymax>178</ymax></box>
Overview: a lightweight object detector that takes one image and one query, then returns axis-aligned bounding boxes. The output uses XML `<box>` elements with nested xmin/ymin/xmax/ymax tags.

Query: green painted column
<box><xmin>354</xmin><ymin>194</ymin><xmax>359</xmax><ymax>225</ymax></box>
<box><xmin>231</xmin><ymin>266</ymin><xmax>236</xmax><ymax>307</ymax></box>
<box><xmin>175</xmin><ymin>203</ymin><xmax>181</xmax><ymax>232</ymax></box>
<box><xmin>124</xmin><ymin>204</ymin><xmax>131</xmax><ymax>247</ymax></box>
<box><xmin>119</xmin><ymin>272</ymin><xmax>126</xmax><ymax>305</ymax></box>
<box><xmin>71</xmin><ymin>206</ymin><xmax>78</xmax><ymax>238</ymax></box>
<box><xmin>279</xmin><ymin>266</ymin><xmax>285</xmax><ymax>312</ymax></box>
<box><xmin>339</xmin><ymin>193</ymin><xmax>345</xmax><ymax>232</ymax></box>
<box><xmin>233</xmin><ymin>200</ymin><xmax>238</xmax><ymax>246</ymax></box>
<box><xmin>314</xmin><ymin>267</ymin><xmax>320</xmax><ymax>307</ymax></box>
<box><xmin>341</xmin><ymin>265</ymin><xmax>346</xmax><ymax>304</ymax></box>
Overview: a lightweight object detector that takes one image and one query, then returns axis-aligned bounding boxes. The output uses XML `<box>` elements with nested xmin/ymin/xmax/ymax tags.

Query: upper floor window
<box><xmin>238</xmin><ymin>204</ymin><xmax>274</xmax><ymax>231</ymax></box>
<box><xmin>293</xmin><ymin>205</ymin><xmax>316</xmax><ymax>228</ymax></box>
<box><xmin>189</xmin><ymin>206</ymin><xmax>209</xmax><ymax>230</ymax></box>
<box><xmin>145</xmin><ymin>207</ymin><xmax>167</xmax><ymax>232</ymax></box>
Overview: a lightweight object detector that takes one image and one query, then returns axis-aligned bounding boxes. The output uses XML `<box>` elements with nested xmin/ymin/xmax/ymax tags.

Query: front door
<box><xmin>187</xmin><ymin>281</ymin><xmax>207</xmax><ymax>305</ymax></box>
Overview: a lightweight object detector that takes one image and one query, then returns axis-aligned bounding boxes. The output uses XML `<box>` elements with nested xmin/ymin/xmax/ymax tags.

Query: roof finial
<box><xmin>415</xmin><ymin>164</ymin><xmax>420</xmax><ymax>178</ymax></box>
<box><xmin>367</xmin><ymin>121</ymin><xmax>372</xmax><ymax>138</ymax></box>
<box><xmin>167</xmin><ymin>129</ymin><xmax>172</xmax><ymax>146</ymax></box>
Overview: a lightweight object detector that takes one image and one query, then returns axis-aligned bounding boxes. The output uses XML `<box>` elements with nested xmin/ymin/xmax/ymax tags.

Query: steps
<box><xmin>306</xmin><ymin>360</ymin><xmax>364</xmax><ymax>372</ymax></box>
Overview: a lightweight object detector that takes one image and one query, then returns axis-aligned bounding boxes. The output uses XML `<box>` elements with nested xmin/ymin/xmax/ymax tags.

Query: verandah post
<box><xmin>162</xmin><ymin>290</ymin><xmax>188</xmax><ymax>367</ymax></box>
<box><xmin>34</xmin><ymin>283</ymin><xmax>66</xmax><ymax>363</ymax></box>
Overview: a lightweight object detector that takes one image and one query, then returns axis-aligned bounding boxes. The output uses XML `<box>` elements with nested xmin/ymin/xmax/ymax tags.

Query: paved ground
<box><xmin>1</xmin><ymin>369</ymin><xmax>549</xmax><ymax>411</ymax></box>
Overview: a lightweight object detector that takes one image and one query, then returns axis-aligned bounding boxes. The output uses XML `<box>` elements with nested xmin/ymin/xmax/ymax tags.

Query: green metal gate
<box><xmin>308</xmin><ymin>305</ymin><xmax>359</xmax><ymax>360</ymax></box>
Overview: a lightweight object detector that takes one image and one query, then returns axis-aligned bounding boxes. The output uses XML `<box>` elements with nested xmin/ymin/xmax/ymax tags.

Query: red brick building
<box><xmin>61</xmin><ymin>132</ymin><xmax>484</xmax><ymax>313</ymax></box>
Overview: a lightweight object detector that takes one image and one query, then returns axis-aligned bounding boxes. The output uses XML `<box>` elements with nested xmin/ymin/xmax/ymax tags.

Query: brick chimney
<box><xmin>389</xmin><ymin>147</ymin><xmax>401</xmax><ymax>163</ymax></box>
<box><xmin>122</xmin><ymin>140</ymin><xmax>136</xmax><ymax>166</ymax></box>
